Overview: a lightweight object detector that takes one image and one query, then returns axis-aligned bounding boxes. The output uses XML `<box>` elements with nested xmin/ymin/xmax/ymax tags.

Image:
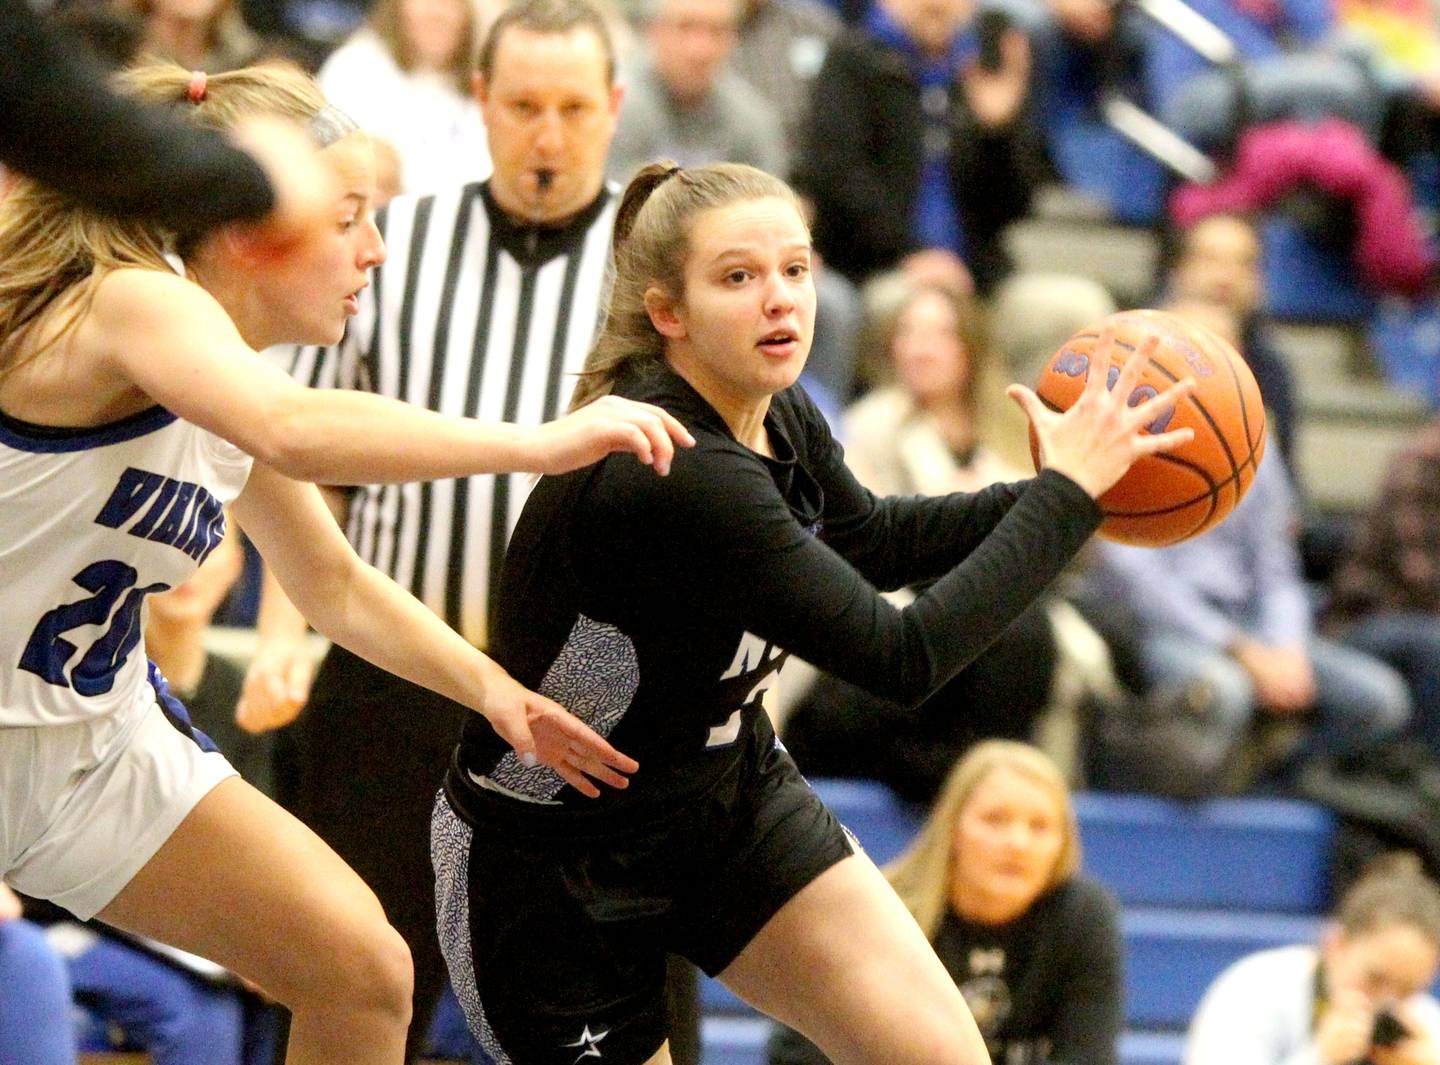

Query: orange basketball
<box><xmin>1031</xmin><ymin>309</ymin><xmax>1267</xmax><ymax>547</ymax></box>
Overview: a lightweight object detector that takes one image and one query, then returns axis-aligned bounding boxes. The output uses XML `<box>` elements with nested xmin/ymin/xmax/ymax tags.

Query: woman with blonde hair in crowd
<box><xmin>318</xmin><ymin>0</ymin><xmax>492</xmax><ymax>193</ymax></box>
<box><xmin>844</xmin><ymin>273</ymin><xmax>1031</xmax><ymax>493</ymax></box>
<box><xmin>770</xmin><ymin>740</ymin><xmax>1125</xmax><ymax>1065</ymax></box>
<box><xmin>0</xmin><ymin>60</ymin><xmax>689</xmax><ymax>1065</ymax></box>
<box><xmin>780</xmin><ymin>278</ymin><xmax>1078</xmax><ymax>802</ymax></box>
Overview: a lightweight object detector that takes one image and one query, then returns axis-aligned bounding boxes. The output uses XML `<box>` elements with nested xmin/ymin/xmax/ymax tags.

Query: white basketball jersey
<box><xmin>0</xmin><ymin>406</ymin><xmax>252</xmax><ymax>726</ymax></box>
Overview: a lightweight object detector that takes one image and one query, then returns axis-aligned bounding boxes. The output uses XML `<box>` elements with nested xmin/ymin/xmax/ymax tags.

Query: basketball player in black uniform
<box><xmin>432</xmin><ymin>162</ymin><xmax>1196</xmax><ymax>1065</ymax></box>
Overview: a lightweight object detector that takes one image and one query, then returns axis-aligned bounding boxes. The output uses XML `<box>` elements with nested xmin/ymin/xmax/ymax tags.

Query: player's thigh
<box><xmin>97</xmin><ymin>775</ymin><xmax>411</xmax><ymax>1016</ymax></box>
<box><xmin>717</xmin><ymin>852</ymin><xmax>987</xmax><ymax>1065</ymax></box>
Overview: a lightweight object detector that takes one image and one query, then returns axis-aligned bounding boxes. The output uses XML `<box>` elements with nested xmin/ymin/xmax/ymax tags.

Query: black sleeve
<box><xmin>796</xmin><ymin>388</ymin><xmax>1030</xmax><ymax>592</ymax></box>
<box><xmin>0</xmin><ymin>0</ymin><xmax>274</xmax><ymax>229</ymax></box>
<box><xmin>584</xmin><ymin>439</ymin><xmax>1101</xmax><ymax>706</ymax></box>
<box><xmin>1049</xmin><ymin>881</ymin><xmax>1125</xmax><ymax>1065</ymax></box>
<box><xmin>949</xmin><ymin>107</ymin><xmax>1044</xmax><ymax>294</ymax></box>
<box><xmin>793</xmin><ymin>33</ymin><xmax>914</xmax><ymax>272</ymax></box>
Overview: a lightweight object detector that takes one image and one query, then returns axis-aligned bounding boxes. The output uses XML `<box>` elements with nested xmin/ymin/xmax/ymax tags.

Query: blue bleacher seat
<box><xmin>701</xmin><ymin>974</ymin><xmax>750</xmax><ymax>1016</ymax></box>
<box><xmin>810</xmin><ymin>778</ymin><xmax>924</xmax><ymax>867</ymax></box>
<box><xmin>697</xmin><ymin>783</ymin><xmax>1339</xmax><ymax>1065</ymax></box>
<box><xmin>1076</xmin><ymin>792</ymin><xmax>1335</xmax><ymax>912</ymax></box>
<box><xmin>1120</xmin><ymin>1030</ymin><xmax>1188</xmax><ymax>1065</ymax></box>
<box><xmin>1124</xmin><ymin>909</ymin><xmax>1322</xmax><ymax>1027</ymax></box>
<box><xmin>702</xmin><ymin>1017</ymin><xmax>768</xmax><ymax>1065</ymax></box>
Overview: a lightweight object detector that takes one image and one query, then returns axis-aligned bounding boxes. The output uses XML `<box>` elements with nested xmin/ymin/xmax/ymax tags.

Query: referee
<box><xmin>248</xmin><ymin>1</ymin><xmax>653</xmax><ymax>1059</ymax></box>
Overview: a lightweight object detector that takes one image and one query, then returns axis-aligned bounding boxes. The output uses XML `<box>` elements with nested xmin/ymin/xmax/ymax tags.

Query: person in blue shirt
<box><xmin>1089</xmin><ymin>392</ymin><xmax>1412</xmax><ymax>785</ymax></box>
<box><xmin>794</xmin><ymin>0</ymin><xmax>1043</xmax><ymax>294</ymax></box>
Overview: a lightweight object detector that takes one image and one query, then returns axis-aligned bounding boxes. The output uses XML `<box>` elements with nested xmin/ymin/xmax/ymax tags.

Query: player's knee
<box><xmin>284</xmin><ymin>912</ymin><xmax>413</xmax><ymax>1026</ymax></box>
<box><xmin>340</xmin><ymin>918</ymin><xmax>414</xmax><ymax>1024</ymax></box>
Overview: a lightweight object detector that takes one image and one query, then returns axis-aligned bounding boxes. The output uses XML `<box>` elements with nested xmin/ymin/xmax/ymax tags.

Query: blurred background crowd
<box><xmin>17</xmin><ymin>0</ymin><xmax>1440</xmax><ymax>1058</ymax></box>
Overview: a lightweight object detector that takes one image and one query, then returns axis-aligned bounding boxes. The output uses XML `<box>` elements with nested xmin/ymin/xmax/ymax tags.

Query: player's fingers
<box><xmin>631</xmin><ymin>410</ymin><xmax>674</xmax><ymax>476</ymax></box>
<box><xmin>553</xmin><ymin>761</ymin><xmax>602</xmax><ymax>798</ymax></box>
<box><xmin>652</xmin><ymin>405</ymin><xmax>695</xmax><ymax>448</ymax></box>
<box><xmin>1083</xmin><ymin>326</ymin><xmax>1116</xmax><ymax>401</ymax></box>
<box><xmin>1135</xmin><ymin>426</ymin><xmax>1195</xmax><ymax>455</ymax></box>
<box><xmin>621</xmin><ymin>399</ymin><xmax>695</xmax><ymax>448</ymax></box>
<box><xmin>566</xmin><ymin>749</ymin><xmax>631</xmax><ymax>789</ymax></box>
<box><xmin>614</xmin><ymin>422</ymin><xmax>656</xmax><ymax>468</ymax></box>
<box><xmin>286</xmin><ymin>658</ymin><xmax>312</xmax><ymax>704</ymax></box>
<box><xmin>492</xmin><ymin>711</ymin><xmax>539</xmax><ymax>768</ymax></box>
<box><xmin>1112</xmin><ymin>334</ymin><xmax>1157</xmax><ymax>400</ymax></box>
<box><xmin>555</xmin><ymin>716</ymin><xmax>639</xmax><ymax>773</ymax></box>
<box><xmin>1006</xmin><ymin>384</ymin><xmax>1051</xmax><ymax>426</ymax></box>
<box><xmin>1128</xmin><ymin>377</ymin><xmax>1194</xmax><ymax>427</ymax></box>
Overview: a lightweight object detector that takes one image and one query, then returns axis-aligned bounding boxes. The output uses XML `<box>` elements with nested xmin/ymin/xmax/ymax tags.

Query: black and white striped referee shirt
<box><xmin>292</xmin><ymin>180</ymin><xmax>619</xmax><ymax>647</ymax></box>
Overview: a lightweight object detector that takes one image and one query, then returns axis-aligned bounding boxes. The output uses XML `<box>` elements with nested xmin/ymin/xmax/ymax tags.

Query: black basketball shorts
<box><xmin>431</xmin><ymin>735</ymin><xmax>854</xmax><ymax>1065</ymax></box>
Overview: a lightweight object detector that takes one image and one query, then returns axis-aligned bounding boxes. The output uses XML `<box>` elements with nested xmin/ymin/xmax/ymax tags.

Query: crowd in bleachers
<box><xmin>15</xmin><ymin>0</ymin><xmax>1440</xmax><ymax>1058</ymax></box>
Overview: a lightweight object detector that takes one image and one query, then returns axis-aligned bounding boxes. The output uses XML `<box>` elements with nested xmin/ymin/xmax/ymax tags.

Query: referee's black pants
<box><xmin>271</xmin><ymin>644</ymin><xmax>701</xmax><ymax>1065</ymax></box>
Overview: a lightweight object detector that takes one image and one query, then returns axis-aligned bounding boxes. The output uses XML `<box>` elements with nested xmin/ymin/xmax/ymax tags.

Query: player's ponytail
<box><xmin>612</xmin><ymin>162</ymin><xmax>681</xmax><ymax>249</ymax></box>
<box><xmin>571</xmin><ymin>161</ymin><xmax>799</xmax><ymax>410</ymax></box>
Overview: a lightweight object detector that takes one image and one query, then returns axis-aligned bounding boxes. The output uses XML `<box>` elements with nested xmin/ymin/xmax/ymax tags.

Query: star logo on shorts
<box><xmin>564</xmin><ymin>1024</ymin><xmax>609</xmax><ymax>1061</ymax></box>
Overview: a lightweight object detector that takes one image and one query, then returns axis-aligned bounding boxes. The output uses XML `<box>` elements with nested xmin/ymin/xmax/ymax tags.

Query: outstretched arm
<box><xmin>96</xmin><ymin>269</ymin><xmax>692</xmax><ymax>485</ymax></box>
<box><xmin>232</xmin><ymin>463</ymin><xmax>638</xmax><ymax>795</ymax></box>
<box><xmin>590</xmin><ymin>331</ymin><xmax>1193</xmax><ymax>705</ymax></box>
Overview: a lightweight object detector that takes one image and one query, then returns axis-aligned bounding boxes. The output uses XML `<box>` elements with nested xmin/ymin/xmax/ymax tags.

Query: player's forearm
<box><xmin>264</xmin><ymin>389</ymin><xmax>538</xmax><ymax>484</ymax></box>
<box><xmin>255</xmin><ymin>563</ymin><xmax>310</xmax><ymax>646</ymax></box>
<box><xmin>305</xmin><ymin>556</ymin><xmax>496</xmax><ymax>715</ymax></box>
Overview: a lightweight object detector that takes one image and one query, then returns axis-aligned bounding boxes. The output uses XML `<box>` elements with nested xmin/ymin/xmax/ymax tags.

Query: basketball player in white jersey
<box><xmin>0</xmin><ymin>63</ymin><xmax>688</xmax><ymax>1065</ymax></box>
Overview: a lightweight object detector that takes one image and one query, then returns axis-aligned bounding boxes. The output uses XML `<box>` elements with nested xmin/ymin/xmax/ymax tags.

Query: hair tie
<box><xmin>186</xmin><ymin>70</ymin><xmax>208</xmax><ymax>104</ymax></box>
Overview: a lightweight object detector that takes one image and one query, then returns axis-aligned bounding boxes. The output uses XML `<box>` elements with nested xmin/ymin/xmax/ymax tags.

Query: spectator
<box><xmin>795</xmin><ymin>0</ymin><xmax>1043</xmax><ymax>294</ymax></box>
<box><xmin>1327</xmin><ymin>419</ymin><xmax>1440</xmax><ymax>761</ymax></box>
<box><xmin>1088</xmin><ymin>361</ymin><xmax>1412</xmax><ymax>788</ymax></box>
<box><xmin>729</xmin><ymin>0</ymin><xmax>841</xmax><ymax>157</ymax></box>
<box><xmin>121</xmin><ymin>0</ymin><xmax>262</xmax><ymax>71</ymax></box>
<box><xmin>607</xmin><ymin>0</ymin><xmax>787</xmax><ymax>182</ymax></box>
<box><xmin>782</xmin><ymin>278</ymin><xmax>1068</xmax><ymax>802</ymax></box>
<box><xmin>1186</xmin><ymin>853</ymin><xmax>1440</xmax><ymax>1065</ymax></box>
<box><xmin>0</xmin><ymin>884</ymin><xmax>75</xmax><ymax>1065</ymax></box>
<box><xmin>1031</xmin><ymin>0</ymin><xmax>1168</xmax><ymax>224</ymax></box>
<box><xmin>768</xmin><ymin>740</ymin><xmax>1124</xmax><ymax>1065</ymax></box>
<box><xmin>1165</xmin><ymin>214</ymin><xmax>1298</xmax><ymax>473</ymax></box>
<box><xmin>317</xmin><ymin>0</ymin><xmax>493</xmax><ymax>194</ymax></box>
<box><xmin>55</xmin><ymin>926</ymin><xmax>251</xmax><ymax>1065</ymax></box>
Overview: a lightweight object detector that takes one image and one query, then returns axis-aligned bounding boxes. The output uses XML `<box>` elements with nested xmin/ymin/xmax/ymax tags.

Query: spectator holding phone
<box><xmin>1186</xmin><ymin>854</ymin><xmax>1440</xmax><ymax>1065</ymax></box>
<box><xmin>794</xmin><ymin>0</ymin><xmax>1044</xmax><ymax>295</ymax></box>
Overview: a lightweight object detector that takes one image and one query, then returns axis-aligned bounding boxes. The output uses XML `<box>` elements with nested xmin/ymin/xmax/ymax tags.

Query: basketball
<box><xmin>1031</xmin><ymin>309</ymin><xmax>1267</xmax><ymax>547</ymax></box>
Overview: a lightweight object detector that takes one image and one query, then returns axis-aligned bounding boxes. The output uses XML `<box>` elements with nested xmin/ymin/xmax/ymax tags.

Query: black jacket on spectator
<box><xmin>794</xmin><ymin>25</ymin><xmax>1044</xmax><ymax>293</ymax></box>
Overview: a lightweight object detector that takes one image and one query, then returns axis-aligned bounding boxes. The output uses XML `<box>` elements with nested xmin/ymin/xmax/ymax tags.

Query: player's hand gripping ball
<box><xmin>1032</xmin><ymin>309</ymin><xmax>1266</xmax><ymax>547</ymax></box>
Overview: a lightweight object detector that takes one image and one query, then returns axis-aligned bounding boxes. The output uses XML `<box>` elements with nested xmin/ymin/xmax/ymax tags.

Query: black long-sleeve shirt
<box><xmin>0</xmin><ymin>0</ymin><xmax>273</xmax><ymax>229</ymax></box>
<box><xmin>452</xmin><ymin>364</ymin><xmax>1101</xmax><ymax>812</ymax></box>
<box><xmin>768</xmin><ymin>876</ymin><xmax>1125</xmax><ymax>1065</ymax></box>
